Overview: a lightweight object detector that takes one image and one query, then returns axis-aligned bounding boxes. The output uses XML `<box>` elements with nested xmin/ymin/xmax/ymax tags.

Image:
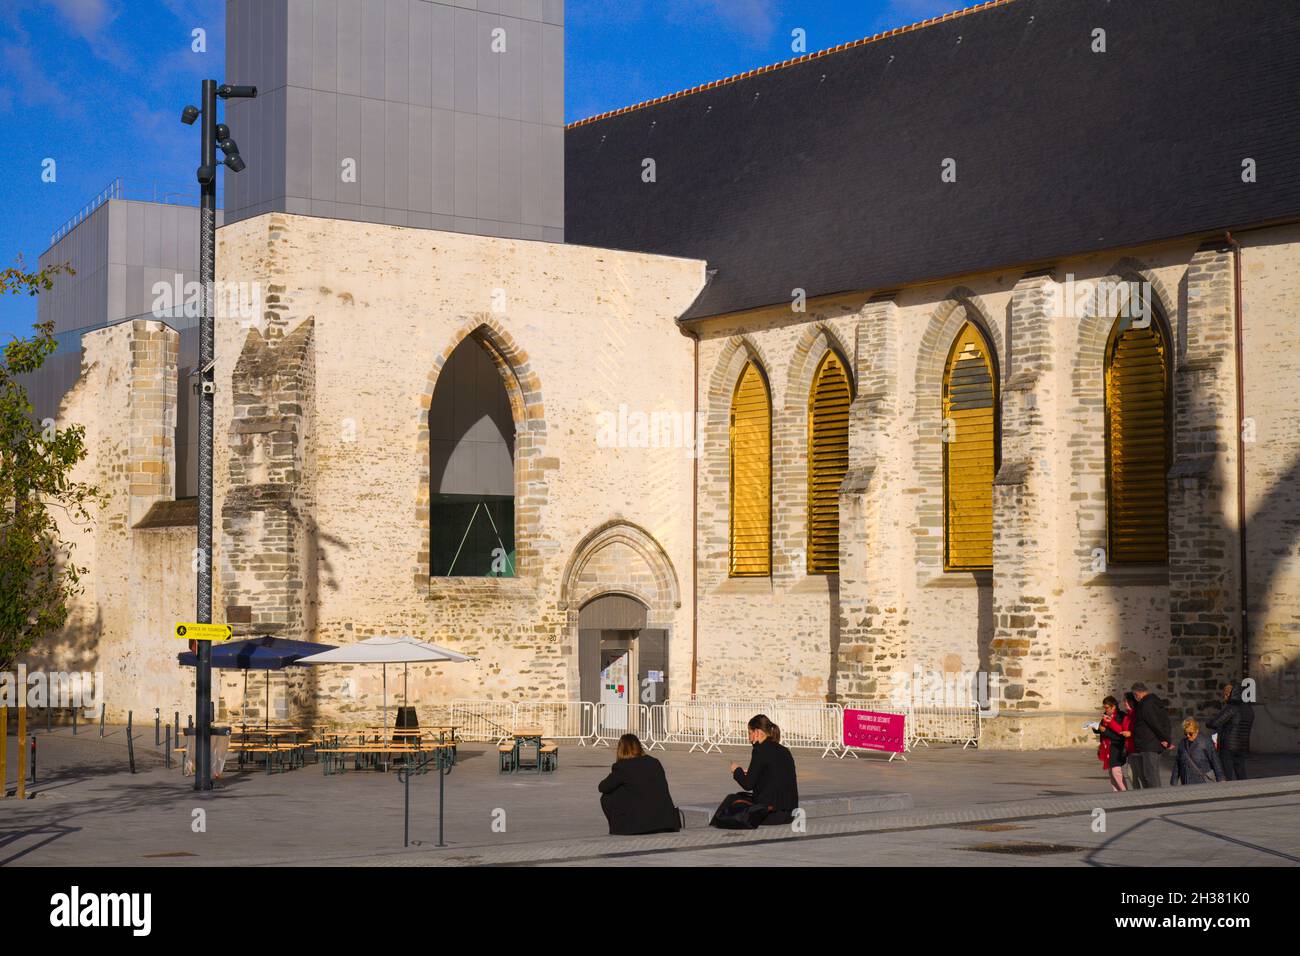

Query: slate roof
<box><xmin>564</xmin><ymin>0</ymin><xmax>1300</xmax><ymax>321</ymax></box>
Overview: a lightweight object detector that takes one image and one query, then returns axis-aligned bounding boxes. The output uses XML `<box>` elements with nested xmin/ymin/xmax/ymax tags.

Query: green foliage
<box><xmin>1</xmin><ymin>258</ymin><xmax>103</xmax><ymax>669</ymax></box>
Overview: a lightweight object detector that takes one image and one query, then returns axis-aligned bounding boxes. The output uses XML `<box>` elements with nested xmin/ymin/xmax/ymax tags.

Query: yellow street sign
<box><xmin>175</xmin><ymin>622</ymin><xmax>233</xmax><ymax>641</ymax></box>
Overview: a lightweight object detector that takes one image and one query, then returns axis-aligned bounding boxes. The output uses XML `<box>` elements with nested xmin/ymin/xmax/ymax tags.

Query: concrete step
<box><xmin>679</xmin><ymin>790</ymin><xmax>914</xmax><ymax>829</ymax></box>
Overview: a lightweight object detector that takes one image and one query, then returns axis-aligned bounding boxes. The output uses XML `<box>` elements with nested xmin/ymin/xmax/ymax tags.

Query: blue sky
<box><xmin>0</xmin><ymin>0</ymin><xmax>972</xmax><ymax>341</ymax></box>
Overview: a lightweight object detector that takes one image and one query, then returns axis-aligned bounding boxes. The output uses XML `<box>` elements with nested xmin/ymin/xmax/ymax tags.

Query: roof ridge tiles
<box><xmin>566</xmin><ymin>0</ymin><xmax>1019</xmax><ymax>129</ymax></box>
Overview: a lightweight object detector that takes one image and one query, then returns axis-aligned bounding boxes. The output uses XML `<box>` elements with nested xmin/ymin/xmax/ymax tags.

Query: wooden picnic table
<box><xmin>317</xmin><ymin>741</ymin><xmax>454</xmax><ymax>776</ymax></box>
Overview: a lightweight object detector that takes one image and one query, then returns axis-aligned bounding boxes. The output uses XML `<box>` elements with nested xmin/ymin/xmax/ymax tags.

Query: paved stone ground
<box><xmin>3</xmin><ymin>726</ymin><xmax>1298</xmax><ymax>867</ymax></box>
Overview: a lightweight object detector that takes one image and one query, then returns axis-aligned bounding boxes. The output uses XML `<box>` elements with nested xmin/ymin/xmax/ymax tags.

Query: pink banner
<box><xmin>843</xmin><ymin>709</ymin><xmax>906</xmax><ymax>754</ymax></box>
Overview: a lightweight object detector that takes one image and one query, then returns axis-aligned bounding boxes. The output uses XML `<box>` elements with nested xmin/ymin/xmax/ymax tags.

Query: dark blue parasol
<box><xmin>177</xmin><ymin>636</ymin><xmax>337</xmax><ymax>729</ymax></box>
<box><xmin>177</xmin><ymin>635</ymin><xmax>335</xmax><ymax>670</ymax></box>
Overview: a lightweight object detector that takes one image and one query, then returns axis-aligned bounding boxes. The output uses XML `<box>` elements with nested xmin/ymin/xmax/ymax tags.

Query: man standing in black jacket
<box><xmin>1207</xmin><ymin>681</ymin><xmax>1255</xmax><ymax>780</ymax></box>
<box><xmin>1129</xmin><ymin>682</ymin><xmax>1171</xmax><ymax>789</ymax></box>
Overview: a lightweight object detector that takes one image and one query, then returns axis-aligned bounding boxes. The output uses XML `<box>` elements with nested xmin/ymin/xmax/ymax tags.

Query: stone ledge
<box><xmin>678</xmin><ymin>790</ymin><xmax>914</xmax><ymax>828</ymax></box>
<box><xmin>132</xmin><ymin>497</ymin><xmax>199</xmax><ymax>529</ymax></box>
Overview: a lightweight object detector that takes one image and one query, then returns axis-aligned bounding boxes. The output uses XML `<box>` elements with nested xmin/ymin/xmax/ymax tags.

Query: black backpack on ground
<box><xmin>709</xmin><ymin>792</ymin><xmax>772</xmax><ymax>829</ymax></box>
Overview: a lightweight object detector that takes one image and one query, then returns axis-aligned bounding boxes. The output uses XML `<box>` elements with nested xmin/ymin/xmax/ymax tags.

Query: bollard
<box><xmin>46</xmin><ymin>704</ymin><xmax>51</xmax><ymax>733</ymax></box>
<box><xmin>174</xmin><ymin>711</ymin><xmax>180</xmax><ymax>745</ymax></box>
<box><xmin>127</xmin><ymin>711</ymin><xmax>136</xmax><ymax>774</ymax></box>
<box><xmin>154</xmin><ymin>709</ymin><xmax>160</xmax><ymax>747</ymax></box>
<box><xmin>165</xmin><ymin>726</ymin><xmax>172</xmax><ymax>770</ymax></box>
<box><xmin>99</xmin><ymin>703</ymin><xmax>106</xmax><ymax>738</ymax></box>
<box><xmin>1</xmin><ymin>707</ymin><xmax>7</xmax><ymax>799</ymax></box>
<box><xmin>29</xmin><ymin>736</ymin><xmax>36</xmax><ymax>787</ymax></box>
<box><xmin>16</xmin><ymin>707</ymin><xmax>26</xmax><ymax>800</ymax></box>
<box><xmin>73</xmin><ymin>705</ymin><xmax>78</xmax><ymax>735</ymax></box>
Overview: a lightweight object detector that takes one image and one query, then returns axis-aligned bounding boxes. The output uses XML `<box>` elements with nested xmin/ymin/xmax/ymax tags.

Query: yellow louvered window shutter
<box><xmin>730</xmin><ymin>362</ymin><xmax>771</xmax><ymax>576</ymax></box>
<box><xmin>943</xmin><ymin>322</ymin><xmax>997</xmax><ymax>571</ymax></box>
<box><xmin>1105</xmin><ymin>315</ymin><xmax>1170</xmax><ymax>564</ymax></box>
<box><xmin>807</xmin><ymin>351</ymin><xmax>851</xmax><ymax>574</ymax></box>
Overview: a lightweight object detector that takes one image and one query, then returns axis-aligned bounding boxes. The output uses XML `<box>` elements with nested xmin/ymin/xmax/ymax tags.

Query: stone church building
<box><xmin>29</xmin><ymin>0</ymin><xmax>1300</xmax><ymax>749</ymax></box>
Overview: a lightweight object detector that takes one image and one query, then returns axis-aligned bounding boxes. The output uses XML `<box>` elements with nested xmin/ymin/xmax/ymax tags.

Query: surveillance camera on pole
<box><xmin>180</xmin><ymin>78</ymin><xmax>256</xmax><ymax>793</ymax></box>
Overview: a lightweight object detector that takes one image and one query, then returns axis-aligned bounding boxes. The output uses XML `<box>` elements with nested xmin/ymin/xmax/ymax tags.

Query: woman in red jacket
<box><xmin>1092</xmin><ymin>695</ymin><xmax>1133</xmax><ymax>791</ymax></box>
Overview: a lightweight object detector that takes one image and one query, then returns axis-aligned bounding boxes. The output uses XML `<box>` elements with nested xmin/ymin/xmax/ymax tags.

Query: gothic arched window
<box><xmin>942</xmin><ymin>321</ymin><xmax>998</xmax><ymax>571</ymax></box>
<box><xmin>729</xmin><ymin>361</ymin><xmax>771</xmax><ymax>576</ymax></box>
<box><xmin>428</xmin><ymin>337</ymin><xmax>516</xmax><ymax>577</ymax></box>
<box><xmin>1104</xmin><ymin>312</ymin><xmax>1171</xmax><ymax>564</ymax></box>
<box><xmin>807</xmin><ymin>350</ymin><xmax>851</xmax><ymax>574</ymax></box>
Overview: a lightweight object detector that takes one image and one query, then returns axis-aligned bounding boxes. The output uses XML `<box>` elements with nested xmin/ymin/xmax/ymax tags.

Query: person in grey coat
<box><xmin>1206</xmin><ymin>682</ymin><xmax>1255</xmax><ymax>780</ymax></box>
<box><xmin>1170</xmin><ymin>717</ymin><xmax>1224</xmax><ymax>785</ymax></box>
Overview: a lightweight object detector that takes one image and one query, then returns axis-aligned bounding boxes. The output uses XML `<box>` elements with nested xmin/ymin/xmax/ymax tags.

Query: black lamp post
<box><xmin>180</xmin><ymin>79</ymin><xmax>256</xmax><ymax>792</ymax></box>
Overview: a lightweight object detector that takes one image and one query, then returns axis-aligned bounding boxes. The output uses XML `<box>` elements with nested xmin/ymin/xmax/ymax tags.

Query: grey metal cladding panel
<box><xmin>125</xmin><ymin>265</ymin><xmax>146</xmax><ymax>318</ymax></box>
<box><xmin>125</xmin><ymin>202</ymin><xmax>146</xmax><ymax>268</ymax></box>
<box><xmin>361</xmin><ymin>0</ymin><xmax>387</xmax><ymax>100</ymax></box>
<box><xmin>285</xmin><ymin>85</ymin><xmax>313</xmax><ymax>199</ymax></box>
<box><xmin>313</xmin><ymin>0</ymin><xmax>339</xmax><ymax>94</ymax></box>
<box><xmin>337</xmin><ymin>0</ymin><xmax>362</xmax><ymax>95</ymax></box>
<box><xmin>539</xmin><ymin>122</ymin><xmax>563</xmax><ymax>228</ymax></box>
<box><xmin>273</xmin><ymin>87</ymin><xmax>289</xmax><ymax>207</ymax></box>
<box><xmin>476</xmin><ymin>12</ymin><xmax>500</xmax><ymax>117</ymax></box>
<box><xmin>409</xmin><ymin>0</ymin><xmax>434</xmax><ymax>108</ymax></box>
<box><xmin>540</xmin><ymin>22</ymin><xmax>563</xmax><ymax>127</ymax></box>
<box><xmin>336</xmin><ymin>94</ymin><xmax>363</xmax><ymax>206</ymax></box>
<box><xmin>385</xmin><ymin>100</ymin><xmax>410</xmax><ymax>211</ymax></box>
<box><xmin>311</xmin><ymin>90</ymin><xmax>339</xmax><ymax>203</ymax></box>
<box><xmin>497</xmin><ymin>15</ymin><xmax>522</xmax><ymax>121</ymax></box>
<box><xmin>142</xmin><ymin>205</ymin><xmax>162</xmax><ymax>268</ymax></box>
<box><xmin>477</xmin><ymin>0</ymin><xmax>501</xmax><ymax>13</ymax></box>
<box><xmin>476</xmin><ymin>114</ymin><xmax>501</xmax><ymax>223</ymax></box>
<box><xmin>453</xmin><ymin>7</ymin><xmax>477</xmax><ymax>113</ymax></box>
<box><xmin>105</xmin><ymin>199</ymin><xmax>126</xmax><ymax>265</ymax></box>
<box><xmin>453</xmin><ymin>110</ymin><xmax>477</xmax><ymax>218</ymax></box>
<box><xmin>520</xmin><ymin>17</ymin><xmax>546</xmax><ymax>123</ymax></box>
<box><xmin>519</xmin><ymin>0</ymin><xmax>541</xmax><ymax>23</ymax></box>
<box><xmin>386</xmin><ymin>0</ymin><xmax>410</xmax><ymax>103</ymax></box>
<box><xmin>274</xmin><ymin>0</ymin><xmax>289</xmax><ymax>89</ymax></box>
<box><xmin>498</xmin><ymin>0</ymin><xmax>523</xmax><ymax>18</ymax></box>
<box><xmin>498</xmin><ymin>117</ymin><xmax>522</xmax><ymax>227</ymax></box>
<box><xmin>431</xmin><ymin>107</ymin><xmax>455</xmax><ymax>214</ymax></box>
<box><xmin>543</xmin><ymin>0</ymin><xmax>563</xmax><ymax>26</ymax></box>
<box><xmin>430</xmin><ymin>1</ymin><xmax>455</xmax><ymax>110</ymax></box>
<box><xmin>359</xmin><ymin>97</ymin><xmax>387</xmax><ymax>207</ymax></box>
<box><xmin>409</xmin><ymin>105</ymin><xmax>434</xmax><ymax>213</ymax></box>
<box><xmin>519</xmin><ymin>121</ymin><xmax>543</xmax><ymax>227</ymax></box>
<box><xmin>286</xmin><ymin>0</ymin><xmax>313</xmax><ymax>89</ymax></box>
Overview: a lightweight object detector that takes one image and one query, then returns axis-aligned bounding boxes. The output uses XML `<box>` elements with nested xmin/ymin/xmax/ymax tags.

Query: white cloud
<box><xmin>42</xmin><ymin>0</ymin><xmax>116</xmax><ymax>38</ymax></box>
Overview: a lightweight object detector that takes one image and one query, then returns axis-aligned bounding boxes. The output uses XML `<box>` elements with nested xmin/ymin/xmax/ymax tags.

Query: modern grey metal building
<box><xmin>32</xmin><ymin>182</ymin><xmax>208</xmax><ymax>495</ymax></box>
<box><xmin>223</xmin><ymin>0</ymin><xmax>565</xmax><ymax>241</ymax></box>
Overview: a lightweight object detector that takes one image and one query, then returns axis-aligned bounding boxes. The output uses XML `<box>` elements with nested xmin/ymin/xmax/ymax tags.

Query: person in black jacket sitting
<box><xmin>597</xmin><ymin>734</ymin><xmax>681</xmax><ymax>835</ymax></box>
<box><xmin>723</xmin><ymin>714</ymin><xmax>799</xmax><ymax>826</ymax></box>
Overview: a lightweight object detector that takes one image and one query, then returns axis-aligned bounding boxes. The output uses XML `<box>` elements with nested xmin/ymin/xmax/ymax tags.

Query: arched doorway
<box><xmin>578</xmin><ymin>594</ymin><xmax>668</xmax><ymax>725</ymax></box>
<box><xmin>559</xmin><ymin>521</ymin><xmax>681</xmax><ymax>713</ymax></box>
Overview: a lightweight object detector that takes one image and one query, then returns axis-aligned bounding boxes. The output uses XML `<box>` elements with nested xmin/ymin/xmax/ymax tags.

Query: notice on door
<box><xmin>842</xmin><ymin>708</ymin><xmax>906</xmax><ymax>754</ymax></box>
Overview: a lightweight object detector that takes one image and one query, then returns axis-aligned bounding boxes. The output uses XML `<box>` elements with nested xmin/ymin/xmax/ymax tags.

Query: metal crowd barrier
<box><xmin>908</xmin><ymin>704</ymin><xmax>981</xmax><ymax>749</ymax></box>
<box><xmin>513</xmin><ymin>701</ymin><xmax>596</xmax><ymax>744</ymax></box>
<box><xmin>449</xmin><ymin>700</ymin><xmax>517</xmax><ymax>743</ymax></box>
<box><xmin>593</xmin><ymin>702</ymin><xmax>652</xmax><ymax>747</ymax></box>
<box><xmin>446</xmin><ymin>697</ymin><xmax>979</xmax><ymax>755</ymax></box>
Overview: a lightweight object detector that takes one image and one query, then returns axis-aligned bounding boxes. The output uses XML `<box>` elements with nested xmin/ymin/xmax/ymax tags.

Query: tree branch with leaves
<box><xmin>1</xmin><ymin>258</ymin><xmax>104</xmax><ymax>670</ymax></box>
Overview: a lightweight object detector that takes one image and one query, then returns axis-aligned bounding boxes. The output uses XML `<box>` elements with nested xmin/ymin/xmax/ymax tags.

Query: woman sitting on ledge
<box><xmin>597</xmin><ymin>734</ymin><xmax>681</xmax><ymax>835</ymax></box>
<box><xmin>712</xmin><ymin>714</ymin><xmax>799</xmax><ymax>828</ymax></box>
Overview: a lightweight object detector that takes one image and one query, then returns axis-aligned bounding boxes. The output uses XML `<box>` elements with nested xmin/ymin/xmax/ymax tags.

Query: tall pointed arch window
<box><xmin>1104</xmin><ymin>312</ymin><xmax>1171</xmax><ymax>564</ymax></box>
<box><xmin>807</xmin><ymin>350</ymin><xmax>851</xmax><ymax>574</ymax></box>
<box><xmin>729</xmin><ymin>361</ymin><xmax>771</xmax><ymax>576</ymax></box>
<box><xmin>942</xmin><ymin>322</ymin><xmax>998</xmax><ymax>571</ymax></box>
<box><xmin>428</xmin><ymin>336</ymin><xmax>517</xmax><ymax>577</ymax></box>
